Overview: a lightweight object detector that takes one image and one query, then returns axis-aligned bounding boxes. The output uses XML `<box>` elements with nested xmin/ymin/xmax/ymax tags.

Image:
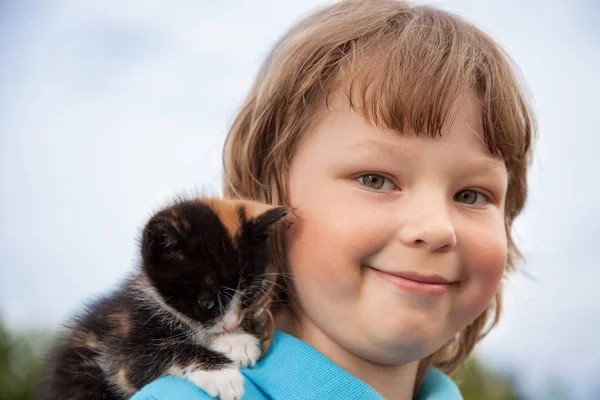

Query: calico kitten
<box><xmin>37</xmin><ymin>197</ymin><xmax>288</xmax><ymax>400</ymax></box>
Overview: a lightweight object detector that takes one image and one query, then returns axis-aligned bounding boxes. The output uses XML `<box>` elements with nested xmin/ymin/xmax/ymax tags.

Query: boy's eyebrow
<box><xmin>345</xmin><ymin>139</ymin><xmax>507</xmax><ymax>176</ymax></box>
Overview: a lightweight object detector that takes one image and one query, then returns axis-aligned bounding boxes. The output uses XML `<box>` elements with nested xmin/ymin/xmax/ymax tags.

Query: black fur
<box><xmin>36</xmin><ymin>198</ymin><xmax>287</xmax><ymax>400</ymax></box>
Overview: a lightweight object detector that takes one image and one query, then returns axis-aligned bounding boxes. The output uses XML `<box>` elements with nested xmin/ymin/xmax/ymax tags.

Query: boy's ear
<box><xmin>142</xmin><ymin>217</ymin><xmax>185</xmax><ymax>265</ymax></box>
<box><xmin>249</xmin><ymin>207</ymin><xmax>289</xmax><ymax>241</ymax></box>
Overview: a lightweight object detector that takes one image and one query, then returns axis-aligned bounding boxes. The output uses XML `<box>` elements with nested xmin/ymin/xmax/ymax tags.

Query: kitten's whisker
<box><xmin>255</xmin><ymin>281</ymin><xmax>293</xmax><ymax>298</ymax></box>
<box><xmin>238</xmin><ymin>261</ymin><xmax>249</xmax><ymax>278</ymax></box>
<box><xmin>255</xmin><ymin>276</ymin><xmax>292</xmax><ymax>291</ymax></box>
<box><xmin>217</xmin><ymin>287</ymin><xmax>225</xmax><ymax>315</ymax></box>
<box><xmin>222</xmin><ymin>286</ymin><xmax>245</xmax><ymax>301</ymax></box>
<box><xmin>221</xmin><ymin>286</ymin><xmax>236</xmax><ymax>294</ymax></box>
<box><xmin>253</xmin><ymin>272</ymin><xmax>296</xmax><ymax>283</ymax></box>
<box><xmin>221</xmin><ymin>287</ymin><xmax>238</xmax><ymax>300</ymax></box>
<box><xmin>256</xmin><ymin>270</ymin><xmax>294</xmax><ymax>276</ymax></box>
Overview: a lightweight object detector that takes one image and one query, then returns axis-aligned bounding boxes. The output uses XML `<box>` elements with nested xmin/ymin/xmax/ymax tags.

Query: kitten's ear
<box><xmin>142</xmin><ymin>217</ymin><xmax>185</xmax><ymax>264</ymax></box>
<box><xmin>249</xmin><ymin>207</ymin><xmax>288</xmax><ymax>241</ymax></box>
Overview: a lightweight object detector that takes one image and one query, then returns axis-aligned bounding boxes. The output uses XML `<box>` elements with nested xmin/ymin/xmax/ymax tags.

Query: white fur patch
<box><xmin>221</xmin><ymin>292</ymin><xmax>242</xmax><ymax>332</ymax></box>
<box><xmin>184</xmin><ymin>367</ymin><xmax>245</xmax><ymax>400</ymax></box>
<box><xmin>210</xmin><ymin>332</ymin><xmax>261</xmax><ymax>368</ymax></box>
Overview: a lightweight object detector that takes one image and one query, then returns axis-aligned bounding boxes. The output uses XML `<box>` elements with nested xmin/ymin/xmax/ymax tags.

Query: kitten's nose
<box><xmin>222</xmin><ymin>320</ymin><xmax>239</xmax><ymax>332</ymax></box>
<box><xmin>222</xmin><ymin>311</ymin><xmax>241</xmax><ymax>332</ymax></box>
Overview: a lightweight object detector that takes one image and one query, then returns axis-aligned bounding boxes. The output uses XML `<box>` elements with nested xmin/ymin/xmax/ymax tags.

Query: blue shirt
<box><xmin>131</xmin><ymin>330</ymin><xmax>463</xmax><ymax>399</ymax></box>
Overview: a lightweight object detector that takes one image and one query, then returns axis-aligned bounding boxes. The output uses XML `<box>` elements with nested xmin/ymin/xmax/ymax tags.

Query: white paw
<box><xmin>185</xmin><ymin>367</ymin><xmax>245</xmax><ymax>400</ymax></box>
<box><xmin>210</xmin><ymin>333</ymin><xmax>261</xmax><ymax>368</ymax></box>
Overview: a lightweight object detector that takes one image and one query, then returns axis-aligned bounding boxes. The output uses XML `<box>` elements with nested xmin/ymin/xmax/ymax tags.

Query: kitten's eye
<box><xmin>198</xmin><ymin>299</ymin><xmax>216</xmax><ymax>311</ymax></box>
<box><xmin>241</xmin><ymin>291</ymin><xmax>255</xmax><ymax>305</ymax></box>
<box><xmin>454</xmin><ymin>190</ymin><xmax>488</xmax><ymax>205</ymax></box>
<box><xmin>358</xmin><ymin>174</ymin><xmax>397</xmax><ymax>190</ymax></box>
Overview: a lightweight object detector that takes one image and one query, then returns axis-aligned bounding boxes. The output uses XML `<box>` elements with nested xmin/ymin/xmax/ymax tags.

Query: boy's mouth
<box><xmin>367</xmin><ymin>266</ymin><xmax>456</xmax><ymax>297</ymax></box>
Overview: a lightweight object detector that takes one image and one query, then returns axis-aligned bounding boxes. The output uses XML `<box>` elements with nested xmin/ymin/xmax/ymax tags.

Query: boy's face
<box><xmin>285</xmin><ymin>92</ymin><xmax>508</xmax><ymax>368</ymax></box>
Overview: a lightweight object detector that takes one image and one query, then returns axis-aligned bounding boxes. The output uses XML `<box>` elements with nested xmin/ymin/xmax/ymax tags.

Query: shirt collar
<box><xmin>243</xmin><ymin>330</ymin><xmax>462</xmax><ymax>399</ymax></box>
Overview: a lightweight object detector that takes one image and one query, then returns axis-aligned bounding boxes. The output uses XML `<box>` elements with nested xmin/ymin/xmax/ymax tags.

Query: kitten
<box><xmin>37</xmin><ymin>197</ymin><xmax>288</xmax><ymax>400</ymax></box>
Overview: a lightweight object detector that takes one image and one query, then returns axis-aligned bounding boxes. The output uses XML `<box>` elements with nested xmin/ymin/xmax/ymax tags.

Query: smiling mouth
<box><xmin>368</xmin><ymin>266</ymin><xmax>456</xmax><ymax>297</ymax></box>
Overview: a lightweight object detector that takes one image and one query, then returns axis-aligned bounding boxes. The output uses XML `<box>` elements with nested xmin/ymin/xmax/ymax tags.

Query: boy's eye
<box><xmin>454</xmin><ymin>190</ymin><xmax>488</xmax><ymax>205</ymax></box>
<box><xmin>358</xmin><ymin>174</ymin><xmax>397</xmax><ymax>190</ymax></box>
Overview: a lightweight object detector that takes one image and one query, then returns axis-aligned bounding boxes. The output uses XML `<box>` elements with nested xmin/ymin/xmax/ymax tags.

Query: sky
<box><xmin>1</xmin><ymin>1</ymin><xmax>599</xmax><ymax>399</ymax></box>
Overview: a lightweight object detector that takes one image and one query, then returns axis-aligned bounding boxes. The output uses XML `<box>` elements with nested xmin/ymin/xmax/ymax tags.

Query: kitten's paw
<box><xmin>210</xmin><ymin>333</ymin><xmax>261</xmax><ymax>368</ymax></box>
<box><xmin>186</xmin><ymin>367</ymin><xmax>245</xmax><ymax>400</ymax></box>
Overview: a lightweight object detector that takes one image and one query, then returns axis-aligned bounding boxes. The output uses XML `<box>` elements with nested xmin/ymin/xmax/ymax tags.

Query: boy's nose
<box><xmin>395</xmin><ymin>195</ymin><xmax>457</xmax><ymax>252</ymax></box>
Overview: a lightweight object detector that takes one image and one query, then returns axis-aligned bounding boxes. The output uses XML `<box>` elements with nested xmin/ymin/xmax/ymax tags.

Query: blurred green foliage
<box><xmin>0</xmin><ymin>320</ymin><xmax>49</xmax><ymax>400</ymax></box>
<box><xmin>454</xmin><ymin>357</ymin><xmax>524</xmax><ymax>400</ymax></box>
<box><xmin>455</xmin><ymin>357</ymin><xmax>573</xmax><ymax>400</ymax></box>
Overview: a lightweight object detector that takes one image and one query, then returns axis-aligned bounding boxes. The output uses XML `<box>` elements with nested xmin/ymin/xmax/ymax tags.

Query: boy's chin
<box><xmin>357</xmin><ymin>326</ymin><xmax>448</xmax><ymax>365</ymax></box>
<box><xmin>359</xmin><ymin>341</ymin><xmax>436</xmax><ymax>366</ymax></box>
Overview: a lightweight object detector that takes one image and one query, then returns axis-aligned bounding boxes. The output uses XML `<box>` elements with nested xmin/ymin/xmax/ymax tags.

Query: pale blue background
<box><xmin>1</xmin><ymin>1</ymin><xmax>599</xmax><ymax>399</ymax></box>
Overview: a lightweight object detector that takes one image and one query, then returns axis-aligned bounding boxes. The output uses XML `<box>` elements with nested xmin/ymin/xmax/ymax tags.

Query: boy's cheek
<box><xmin>286</xmin><ymin>222</ymin><xmax>364</xmax><ymax>296</ymax></box>
<box><xmin>461</xmin><ymin>234</ymin><xmax>507</xmax><ymax>304</ymax></box>
<box><xmin>474</xmin><ymin>234</ymin><xmax>507</xmax><ymax>276</ymax></box>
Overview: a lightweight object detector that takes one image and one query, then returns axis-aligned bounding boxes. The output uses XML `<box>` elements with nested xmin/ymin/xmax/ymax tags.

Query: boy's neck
<box><xmin>280</xmin><ymin>311</ymin><xmax>418</xmax><ymax>400</ymax></box>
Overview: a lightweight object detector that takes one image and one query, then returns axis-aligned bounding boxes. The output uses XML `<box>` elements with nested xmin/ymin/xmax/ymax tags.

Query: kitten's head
<box><xmin>140</xmin><ymin>197</ymin><xmax>288</xmax><ymax>333</ymax></box>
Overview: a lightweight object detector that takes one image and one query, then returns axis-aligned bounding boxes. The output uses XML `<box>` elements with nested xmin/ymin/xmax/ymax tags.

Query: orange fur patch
<box><xmin>70</xmin><ymin>329</ymin><xmax>101</xmax><ymax>350</ymax></box>
<box><xmin>112</xmin><ymin>368</ymin><xmax>136</xmax><ymax>395</ymax></box>
<box><xmin>201</xmin><ymin>198</ymin><xmax>282</xmax><ymax>243</ymax></box>
<box><xmin>202</xmin><ymin>198</ymin><xmax>243</xmax><ymax>239</ymax></box>
<box><xmin>168</xmin><ymin>209</ymin><xmax>191</xmax><ymax>235</ymax></box>
<box><xmin>107</xmin><ymin>312</ymin><xmax>132</xmax><ymax>337</ymax></box>
<box><xmin>240</xmin><ymin>199</ymin><xmax>281</xmax><ymax>220</ymax></box>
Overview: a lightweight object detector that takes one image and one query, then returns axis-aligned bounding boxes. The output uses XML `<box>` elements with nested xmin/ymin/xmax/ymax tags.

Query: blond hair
<box><xmin>223</xmin><ymin>0</ymin><xmax>535</xmax><ymax>389</ymax></box>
